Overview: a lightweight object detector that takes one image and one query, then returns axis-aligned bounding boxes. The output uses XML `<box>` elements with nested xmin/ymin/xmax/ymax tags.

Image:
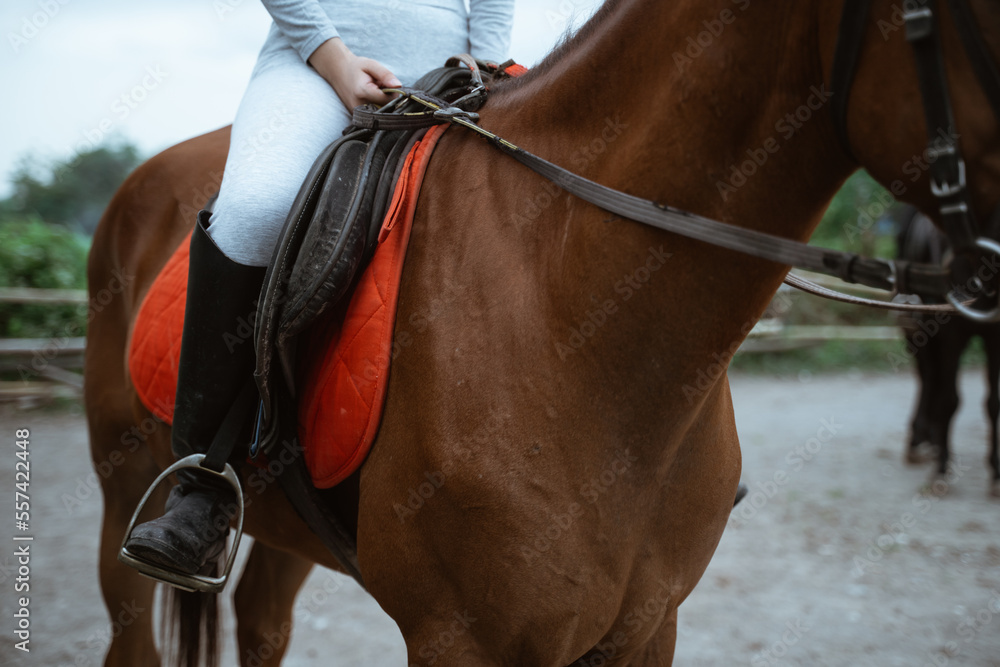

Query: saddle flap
<box><xmin>280</xmin><ymin>137</ymin><xmax>371</xmax><ymax>337</ymax></box>
<box><xmin>254</xmin><ymin>58</ymin><xmax>522</xmax><ymax>453</ymax></box>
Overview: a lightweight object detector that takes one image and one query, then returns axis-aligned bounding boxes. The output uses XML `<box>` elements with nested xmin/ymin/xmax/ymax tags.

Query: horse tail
<box><xmin>160</xmin><ymin>575</ymin><xmax>222</xmax><ymax>667</ymax></box>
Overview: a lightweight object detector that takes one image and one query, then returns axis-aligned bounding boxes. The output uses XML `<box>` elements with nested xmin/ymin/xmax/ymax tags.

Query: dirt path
<box><xmin>1</xmin><ymin>370</ymin><xmax>998</xmax><ymax>666</ymax></box>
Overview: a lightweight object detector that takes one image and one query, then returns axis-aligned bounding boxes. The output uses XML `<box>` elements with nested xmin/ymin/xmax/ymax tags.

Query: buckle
<box><xmin>118</xmin><ymin>454</ymin><xmax>245</xmax><ymax>593</ymax></box>
<box><xmin>432</xmin><ymin>106</ymin><xmax>480</xmax><ymax>123</ymax></box>
<box><xmin>925</xmin><ymin>143</ymin><xmax>956</xmax><ymax>161</ymax></box>
<box><xmin>945</xmin><ymin>237</ymin><xmax>1000</xmax><ymax>322</ymax></box>
<box><xmin>904</xmin><ymin>7</ymin><xmax>934</xmax><ymax>41</ymax></box>
<box><xmin>930</xmin><ymin>158</ymin><xmax>967</xmax><ymax>198</ymax></box>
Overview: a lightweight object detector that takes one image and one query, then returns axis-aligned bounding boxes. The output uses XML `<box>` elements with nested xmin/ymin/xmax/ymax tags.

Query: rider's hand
<box><xmin>309</xmin><ymin>38</ymin><xmax>401</xmax><ymax>110</ymax></box>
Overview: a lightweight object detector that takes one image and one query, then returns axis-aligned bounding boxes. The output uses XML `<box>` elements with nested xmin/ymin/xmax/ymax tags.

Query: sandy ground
<box><xmin>1</xmin><ymin>369</ymin><xmax>998</xmax><ymax>667</ymax></box>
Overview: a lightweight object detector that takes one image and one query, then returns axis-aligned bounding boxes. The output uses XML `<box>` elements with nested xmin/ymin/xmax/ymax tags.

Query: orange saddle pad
<box><xmin>128</xmin><ymin>124</ymin><xmax>448</xmax><ymax>488</ymax></box>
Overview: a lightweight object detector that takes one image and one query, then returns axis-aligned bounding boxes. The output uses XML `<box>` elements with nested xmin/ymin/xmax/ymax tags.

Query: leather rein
<box><xmin>354</xmin><ymin>2</ymin><xmax>1000</xmax><ymax>320</ymax></box>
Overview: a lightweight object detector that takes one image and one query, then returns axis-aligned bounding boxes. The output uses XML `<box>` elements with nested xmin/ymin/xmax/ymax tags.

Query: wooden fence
<box><xmin>0</xmin><ymin>278</ymin><xmax>911</xmax><ymax>404</ymax></box>
<box><xmin>0</xmin><ymin>287</ymin><xmax>87</xmax><ymax>405</ymax></box>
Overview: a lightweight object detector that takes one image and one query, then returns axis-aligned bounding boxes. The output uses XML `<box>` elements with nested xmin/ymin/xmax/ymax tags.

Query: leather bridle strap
<box><xmin>905</xmin><ymin>0</ymin><xmax>979</xmax><ymax>255</ymax></box>
<box><xmin>946</xmin><ymin>0</ymin><xmax>1000</xmax><ymax>120</ymax></box>
<box><xmin>783</xmin><ymin>272</ymin><xmax>955</xmax><ymax>311</ymax></box>
<box><xmin>355</xmin><ymin>91</ymin><xmax>953</xmax><ymax>300</ymax></box>
<box><xmin>830</xmin><ymin>0</ymin><xmax>873</xmax><ymax>162</ymax></box>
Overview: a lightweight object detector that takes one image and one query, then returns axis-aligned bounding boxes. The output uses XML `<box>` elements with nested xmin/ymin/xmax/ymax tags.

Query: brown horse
<box><xmin>85</xmin><ymin>0</ymin><xmax>1000</xmax><ymax>664</ymax></box>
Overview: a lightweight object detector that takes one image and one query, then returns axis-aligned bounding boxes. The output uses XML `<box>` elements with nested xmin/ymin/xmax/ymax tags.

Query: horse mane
<box><xmin>493</xmin><ymin>0</ymin><xmax>622</xmax><ymax>94</ymax></box>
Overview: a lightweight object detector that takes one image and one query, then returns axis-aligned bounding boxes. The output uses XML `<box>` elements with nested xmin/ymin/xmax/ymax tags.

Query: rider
<box><xmin>124</xmin><ymin>0</ymin><xmax>515</xmax><ymax>578</ymax></box>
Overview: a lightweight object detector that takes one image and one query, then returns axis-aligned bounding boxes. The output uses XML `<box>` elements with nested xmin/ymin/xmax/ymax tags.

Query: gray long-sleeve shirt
<box><xmin>260</xmin><ymin>0</ymin><xmax>514</xmax><ymax>65</ymax></box>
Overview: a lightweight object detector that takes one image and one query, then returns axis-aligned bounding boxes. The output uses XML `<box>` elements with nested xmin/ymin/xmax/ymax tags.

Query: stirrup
<box><xmin>118</xmin><ymin>454</ymin><xmax>245</xmax><ymax>593</ymax></box>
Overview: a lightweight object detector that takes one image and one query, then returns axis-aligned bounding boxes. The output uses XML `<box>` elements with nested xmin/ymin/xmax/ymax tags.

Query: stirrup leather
<box><xmin>118</xmin><ymin>454</ymin><xmax>245</xmax><ymax>593</ymax></box>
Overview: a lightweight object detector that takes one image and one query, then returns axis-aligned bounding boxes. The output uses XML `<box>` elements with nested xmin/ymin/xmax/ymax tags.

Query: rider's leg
<box><xmin>124</xmin><ymin>214</ymin><xmax>265</xmax><ymax>573</ymax></box>
<box><xmin>123</xmin><ymin>44</ymin><xmax>351</xmax><ymax>576</ymax></box>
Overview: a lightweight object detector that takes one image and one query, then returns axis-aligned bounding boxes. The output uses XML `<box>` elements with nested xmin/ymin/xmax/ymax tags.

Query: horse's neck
<box><xmin>479</xmin><ymin>0</ymin><xmax>853</xmax><ymax>404</ymax></box>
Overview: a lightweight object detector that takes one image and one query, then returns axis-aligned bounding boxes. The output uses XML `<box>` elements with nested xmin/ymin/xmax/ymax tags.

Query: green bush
<box><xmin>810</xmin><ymin>169</ymin><xmax>897</xmax><ymax>254</ymax></box>
<box><xmin>0</xmin><ymin>217</ymin><xmax>90</xmax><ymax>338</ymax></box>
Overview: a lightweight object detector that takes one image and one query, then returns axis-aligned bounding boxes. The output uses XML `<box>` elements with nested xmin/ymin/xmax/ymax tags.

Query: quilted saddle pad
<box><xmin>129</xmin><ymin>124</ymin><xmax>448</xmax><ymax>487</ymax></box>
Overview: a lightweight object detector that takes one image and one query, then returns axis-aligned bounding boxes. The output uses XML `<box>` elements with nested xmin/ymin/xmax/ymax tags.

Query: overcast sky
<box><xmin>0</xmin><ymin>0</ymin><xmax>600</xmax><ymax>197</ymax></box>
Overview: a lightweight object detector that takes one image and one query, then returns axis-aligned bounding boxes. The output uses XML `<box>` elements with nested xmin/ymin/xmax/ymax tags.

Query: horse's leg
<box><xmin>925</xmin><ymin>325</ymin><xmax>968</xmax><ymax>491</ymax></box>
<box><xmin>983</xmin><ymin>327</ymin><xmax>1000</xmax><ymax>497</ymax></box>
<box><xmin>88</xmin><ymin>404</ymin><xmax>167</xmax><ymax>666</ymax></box>
<box><xmin>906</xmin><ymin>326</ymin><xmax>937</xmax><ymax>463</ymax></box>
<box><xmin>233</xmin><ymin>541</ymin><xmax>314</xmax><ymax>667</ymax></box>
<box><xmin>84</xmin><ymin>238</ymin><xmax>166</xmax><ymax>667</ymax></box>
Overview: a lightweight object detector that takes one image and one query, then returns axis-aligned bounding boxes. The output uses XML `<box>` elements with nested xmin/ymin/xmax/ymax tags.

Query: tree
<box><xmin>1</xmin><ymin>142</ymin><xmax>143</xmax><ymax>235</ymax></box>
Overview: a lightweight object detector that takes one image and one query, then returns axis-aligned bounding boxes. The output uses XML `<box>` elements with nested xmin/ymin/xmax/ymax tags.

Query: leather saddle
<box><xmin>250</xmin><ymin>57</ymin><xmax>519</xmax><ymax>585</ymax></box>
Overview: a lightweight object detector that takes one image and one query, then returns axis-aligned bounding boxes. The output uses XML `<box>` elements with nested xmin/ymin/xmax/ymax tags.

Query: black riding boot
<box><xmin>124</xmin><ymin>211</ymin><xmax>265</xmax><ymax>575</ymax></box>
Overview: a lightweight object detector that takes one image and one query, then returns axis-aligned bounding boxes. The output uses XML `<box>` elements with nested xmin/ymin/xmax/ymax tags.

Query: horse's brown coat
<box><xmin>86</xmin><ymin>1</ymin><xmax>1000</xmax><ymax>665</ymax></box>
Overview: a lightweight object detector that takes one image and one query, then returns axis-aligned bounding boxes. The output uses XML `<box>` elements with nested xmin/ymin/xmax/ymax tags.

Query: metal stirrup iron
<box><xmin>118</xmin><ymin>381</ymin><xmax>256</xmax><ymax>591</ymax></box>
<box><xmin>118</xmin><ymin>454</ymin><xmax>245</xmax><ymax>593</ymax></box>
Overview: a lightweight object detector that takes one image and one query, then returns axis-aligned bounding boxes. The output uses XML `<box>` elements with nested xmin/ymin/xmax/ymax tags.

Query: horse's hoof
<box><xmin>906</xmin><ymin>441</ymin><xmax>937</xmax><ymax>465</ymax></box>
<box><xmin>921</xmin><ymin>474</ymin><xmax>950</xmax><ymax>497</ymax></box>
